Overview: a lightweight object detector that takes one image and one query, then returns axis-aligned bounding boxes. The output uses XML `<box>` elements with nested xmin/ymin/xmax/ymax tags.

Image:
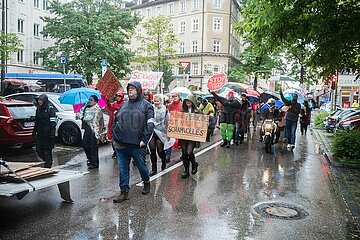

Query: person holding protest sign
<box><xmin>112</xmin><ymin>82</ymin><xmax>155</xmax><ymax>203</ymax></box>
<box><xmin>199</xmin><ymin>98</ymin><xmax>215</xmax><ymax>141</ymax></box>
<box><xmin>148</xmin><ymin>94</ymin><xmax>169</xmax><ymax>176</ymax></box>
<box><xmin>167</xmin><ymin>92</ymin><xmax>183</xmax><ymax>153</ymax></box>
<box><xmin>211</xmin><ymin>91</ymin><xmax>241</xmax><ymax>148</ymax></box>
<box><xmin>180</xmin><ymin>94</ymin><xmax>201</xmax><ymax>179</ymax></box>
<box><xmin>104</xmin><ymin>92</ymin><xmax>125</xmax><ymax>158</ymax></box>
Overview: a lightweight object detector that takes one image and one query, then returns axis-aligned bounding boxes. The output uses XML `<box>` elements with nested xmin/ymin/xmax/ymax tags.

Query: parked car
<box><xmin>324</xmin><ymin>108</ymin><xmax>357</xmax><ymax>132</ymax></box>
<box><xmin>338</xmin><ymin>115</ymin><xmax>360</xmax><ymax>131</ymax></box>
<box><xmin>334</xmin><ymin>108</ymin><xmax>360</xmax><ymax>130</ymax></box>
<box><xmin>0</xmin><ymin>98</ymin><xmax>36</xmax><ymax>148</ymax></box>
<box><xmin>6</xmin><ymin>92</ymin><xmax>109</xmax><ymax>146</ymax></box>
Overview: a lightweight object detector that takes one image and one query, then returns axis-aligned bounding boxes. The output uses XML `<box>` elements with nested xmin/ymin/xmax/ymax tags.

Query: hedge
<box><xmin>314</xmin><ymin>112</ymin><xmax>331</xmax><ymax>128</ymax></box>
<box><xmin>332</xmin><ymin>129</ymin><xmax>360</xmax><ymax>163</ymax></box>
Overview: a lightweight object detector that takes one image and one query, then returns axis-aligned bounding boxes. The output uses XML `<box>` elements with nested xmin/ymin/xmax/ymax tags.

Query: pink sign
<box><xmin>207</xmin><ymin>73</ymin><xmax>227</xmax><ymax>91</ymax></box>
<box><xmin>129</xmin><ymin>71</ymin><xmax>163</xmax><ymax>90</ymax></box>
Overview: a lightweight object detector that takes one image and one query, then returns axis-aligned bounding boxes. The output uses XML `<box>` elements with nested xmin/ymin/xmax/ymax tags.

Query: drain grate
<box><xmin>254</xmin><ymin>202</ymin><xmax>309</xmax><ymax>220</ymax></box>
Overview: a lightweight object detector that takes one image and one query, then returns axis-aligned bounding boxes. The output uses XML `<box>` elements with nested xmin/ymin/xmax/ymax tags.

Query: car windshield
<box><xmin>47</xmin><ymin>94</ymin><xmax>74</xmax><ymax>111</ymax></box>
<box><xmin>7</xmin><ymin>105</ymin><xmax>36</xmax><ymax>119</ymax></box>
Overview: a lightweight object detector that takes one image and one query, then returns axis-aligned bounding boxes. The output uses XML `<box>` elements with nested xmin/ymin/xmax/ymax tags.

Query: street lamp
<box><xmin>1</xmin><ymin>0</ymin><xmax>7</xmax><ymax>95</ymax></box>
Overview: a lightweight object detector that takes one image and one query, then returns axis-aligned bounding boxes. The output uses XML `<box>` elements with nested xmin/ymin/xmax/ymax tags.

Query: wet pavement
<box><xmin>0</xmin><ymin>127</ymin><xmax>355</xmax><ymax>239</ymax></box>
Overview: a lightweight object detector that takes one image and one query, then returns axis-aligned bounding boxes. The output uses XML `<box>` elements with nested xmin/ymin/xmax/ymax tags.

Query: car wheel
<box><xmin>21</xmin><ymin>144</ymin><xmax>35</xmax><ymax>149</ymax></box>
<box><xmin>59</xmin><ymin>123</ymin><xmax>81</xmax><ymax>146</ymax></box>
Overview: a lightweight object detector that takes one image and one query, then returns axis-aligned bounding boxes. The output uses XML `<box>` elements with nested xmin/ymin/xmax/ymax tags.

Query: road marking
<box><xmin>136</xmin><ymin>140</ymin><xmax>222</xmax><ymax>186</ymax></box>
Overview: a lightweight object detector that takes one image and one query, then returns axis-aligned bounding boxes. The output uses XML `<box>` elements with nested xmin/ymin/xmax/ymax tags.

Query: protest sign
<box><xmin>129</xmin><ymin>71</ymin><xmax>163</xmax><ymax>90</ymax></box>
<box><xmin>207</xmin><ymin>73</ymin><xmax>227</xmax><ymax>91</ymax></box>
<box><xmin>96</xmin><ymin>70</ymin><xmax>121</xmax><ymax>100</ymax></box>
<box><xmin>167</xmin><ymin>112</ymin><xmax>209</xmax><ymax>142</ymax></box>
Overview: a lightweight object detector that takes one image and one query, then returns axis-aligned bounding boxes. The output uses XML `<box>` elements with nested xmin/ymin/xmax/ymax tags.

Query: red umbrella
<box><xmin>247</xmin><ymin>89</ymin><xmax>260</xmax><ymax>97</ymax></box>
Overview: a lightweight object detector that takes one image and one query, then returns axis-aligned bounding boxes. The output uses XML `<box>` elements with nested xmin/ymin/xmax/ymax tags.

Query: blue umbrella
<box><xmin>260</xmin><ymin>100</ymin><xmax>284</xmax><ymax>112</ymax></box>
<box><xmin>283</xmin><ymin>89</ymin><xmax>304</xmax><ymax>104</ymax></box>
<box><xmin>246</xmin><ymin>94</ymin><xmax>259</xmax><ymax>103</ymax></box>
<box><xmin>58</xmin><ymin>88</ymin><xmax>101</xmax><ymax>105</ymax></box>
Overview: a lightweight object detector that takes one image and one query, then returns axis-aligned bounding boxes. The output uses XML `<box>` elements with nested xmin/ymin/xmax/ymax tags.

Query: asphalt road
<box><xmin>0</xmin><ymin>128</ymin><xmax>353</xmax><ymax>239</ymax></box>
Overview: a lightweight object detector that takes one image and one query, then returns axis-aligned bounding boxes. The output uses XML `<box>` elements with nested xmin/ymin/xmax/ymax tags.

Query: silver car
<box><xmin>6</xmin><ymin>92</ymin><xmax>109</xmax><ymax>146</ymax></box>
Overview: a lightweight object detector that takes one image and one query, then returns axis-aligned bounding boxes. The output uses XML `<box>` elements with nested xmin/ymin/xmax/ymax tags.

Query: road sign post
<box><xmin>60</xmin><ymin>56</ymin><xmax>67</xmax><ymax>92</ymax></box>
<box><xmin>101</xmin><ymin>59</ymin><xmax>107</xmax><ymax>77</ymax></box>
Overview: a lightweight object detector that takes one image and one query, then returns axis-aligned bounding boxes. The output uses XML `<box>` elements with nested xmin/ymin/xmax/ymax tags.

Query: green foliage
<box><xmin>235</xmin><ymin>0</ymin><xmax>360</xmax><ymax>78</ymax></box>
<box><xmin>0</xmin><ymin>33</ymin><xmax>22</xmax><ymax>68</ymax></box>
<box><xmin>133</xmin><ymin>15</ymin><xmax>178</xmax><ymax>90</ymax></box>
<box><xmin>39</xmin><ymin>0</ymin><xmax>140</xmax><ymax>84</ymax></box>
<box><xmin>333</xmin><ymin>130</ymin><xmax>360</xmax><ymax>163</ymax></box>
<box><xmin>314</xmin><ymin>112</ymin><xmax>331</xmax><ymax>128</ymax></box>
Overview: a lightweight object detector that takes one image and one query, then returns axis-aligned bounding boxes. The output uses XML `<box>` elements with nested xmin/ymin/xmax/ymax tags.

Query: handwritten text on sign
<box><xmin>167</xmin><ymin>112</ymin><xmax>209</xmax><ymax>142</ymax></box>
<box><xmin>96</xmin><ymin>70</ymin><xmax>121</xmax><ymax>100</ymax></box>
<box><xmin>207</xmin><ymin>73</ymin><xmax>227</xmax><ymax>91</ymax></box>
<box><xmin>129</xmin><ymin>71</ymin><xmax>163</xmax><ymax>90</ymax></box>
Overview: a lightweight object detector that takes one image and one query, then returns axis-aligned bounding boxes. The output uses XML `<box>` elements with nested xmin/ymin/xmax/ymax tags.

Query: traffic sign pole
<box><xmin>60</xmin><ymin>56</ymin><xmax>67</xmax><ymax>92</ymax></box>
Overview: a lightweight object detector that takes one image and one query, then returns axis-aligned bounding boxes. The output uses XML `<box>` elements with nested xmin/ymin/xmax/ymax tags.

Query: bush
<box><xmin>314</xmin><ymin>112</ymin><xmax>331</xmax><ymax>128</ymax></box>
<box><xmin>332</xmin><ymin>129</ymin><xmax>360</xmax><ymax>163</ymax></box>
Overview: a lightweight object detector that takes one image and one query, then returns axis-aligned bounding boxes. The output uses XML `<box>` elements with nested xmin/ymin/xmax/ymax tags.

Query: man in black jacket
<box><xmin>33</xmin><ymin>94</ymin><xmax>57</xmax><ymax>168</ymax></box>
<box><xmin>112</xmin><ymin>81</ymin><xmax>155</xmax><ymax>203</ymax></box>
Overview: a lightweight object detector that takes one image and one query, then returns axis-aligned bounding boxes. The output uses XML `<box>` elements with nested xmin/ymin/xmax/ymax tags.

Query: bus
<box><xmin>5</xmin><ymin>73</ymin><xmax>87</xmax><ymax>92</ymax></box>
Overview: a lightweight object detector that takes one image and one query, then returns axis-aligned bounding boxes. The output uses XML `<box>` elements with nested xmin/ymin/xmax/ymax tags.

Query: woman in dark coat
<box><xmin>300</xmin><ymin>101</ymin><xmax>311</xmax><ymax>135</ymax></box>
<box><xmin>33</xmin><ymin>94</ymin><xmax>57</xmax><ymax>168</ymax></box>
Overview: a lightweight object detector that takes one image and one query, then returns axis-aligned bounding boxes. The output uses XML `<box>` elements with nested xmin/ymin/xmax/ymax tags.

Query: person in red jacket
<box><xmin>104</xmin><ymin>92</ymin><xmax>125</xmax><ymax>158</ymax></box>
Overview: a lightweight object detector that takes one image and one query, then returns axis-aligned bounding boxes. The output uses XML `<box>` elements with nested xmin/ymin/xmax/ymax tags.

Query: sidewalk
<box><xmin>312</xmin><ymin>128</ymin><xmax>360</xmax><ymax>235</ymax></box>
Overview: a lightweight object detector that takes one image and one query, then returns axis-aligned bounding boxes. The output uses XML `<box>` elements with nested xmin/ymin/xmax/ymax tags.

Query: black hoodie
<box><xmin>33</xmin><ymin>93</ymin><xmax>57</xmax><ymax>149</ymax></box>
<box><xmin>113</xmin><ymin>82</ymin><xmax>155</xmax><ymax>147</ymax></box>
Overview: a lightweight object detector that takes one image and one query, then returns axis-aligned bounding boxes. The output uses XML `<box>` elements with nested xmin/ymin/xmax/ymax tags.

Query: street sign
<box><xmin>101</xmin><ymin>59</ymin><xmax>107</xmax><ymax>67</ymax></box>
<box><xmin>59</xmin><ymin>56</ymin><xmax>67</xmax><ymax>65</ymax></box>
<box><xmin>207</xmin><ymin>73</ymin><xmax>227</xmax><ymax>91</ymax></box>
<box><xmin>178</xmin><ymin>61</ymin><xmax>190</xmax><ymax>72</ymax></box>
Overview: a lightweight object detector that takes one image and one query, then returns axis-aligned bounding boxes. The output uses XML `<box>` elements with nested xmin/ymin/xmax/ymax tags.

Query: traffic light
<box><xmin>330</xmin><ymin>75</ymin><xmax>337</xmax><ymax>90</ymax></box>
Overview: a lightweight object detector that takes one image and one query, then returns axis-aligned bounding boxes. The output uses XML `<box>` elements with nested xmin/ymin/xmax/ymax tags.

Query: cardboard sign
<box><xmin>167</xmin><ymin>112</ymin><xmax>209</xmax><ymax>142</ymax></box>
<box><xmin>207</xmin><ymin>73</ymin><xmax>227</xmax><ymax>91</ymax></box>
<box><xmin>96</xmin><ymin>70</ymin><xmax>121</xmax><ymax>100</ymax></box>
<box><xmin>129</xmin><ymin>71</ymin><xmax>163</xmax><ymax>90</ymax></box>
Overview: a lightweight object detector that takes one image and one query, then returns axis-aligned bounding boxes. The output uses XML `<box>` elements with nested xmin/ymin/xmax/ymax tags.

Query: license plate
<box><xmin>24</xmin><ymin>122</ymin><xmax>35</xmax><ymax>127</ymax></box>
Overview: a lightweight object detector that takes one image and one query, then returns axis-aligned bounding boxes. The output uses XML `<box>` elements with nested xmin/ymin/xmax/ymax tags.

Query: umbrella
<box><xmin>219</xmin><ymin>91</ymin><xmax>239</xmax><ymax>99</ymax></box>
<box><xmin>283</xmin><ymin>89</ymin><xmax>304</xmax><ymax>104</ymax></box>
<box><xmin>246</xmin><ymin>89</ymin><xmax>260</xmax><ymax>97</ymax></box>
<box><xmin>260</xmin><ymin>100</ymin><xmax>284</xmax><ymax>112</ymax></box>
<box><xmin>268</xmin><ymin>75</ymin><xmax>296</xmax><ymax>81</ymax></box>
<box><xmin>259</xmin><ymin>91</ymin><xmax>280</xmax><ymax>102</ymax></box>
<box><xmin>220</xmin><ymin>83</ymin><xmax>248</xmax><ymax>94</ymax></box>
<box><xmin>170</xmin><ymin>87</ymin><xmax>192</xmax><ymax>100</ymax></box>
<box><xmin>58</xmin><ymin>88</ymin><xmax>101</xmax><ymax>105</ymax></box>
<box><xmin>246</xmin><ymin>94</ymin><xmax>259</xmax><ymax>103</ymax></box>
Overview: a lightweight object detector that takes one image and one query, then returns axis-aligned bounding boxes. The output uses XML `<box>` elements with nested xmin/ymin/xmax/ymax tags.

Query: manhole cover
<box><xmin>254</xmin><ymin>202</ymin><xmax>309</xmax><ymax>220</ymax></box>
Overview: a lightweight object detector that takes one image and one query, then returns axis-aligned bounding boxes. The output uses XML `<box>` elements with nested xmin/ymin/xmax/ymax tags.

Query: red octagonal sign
<box><xmin>207</xmin><ymin>73</ymin><xmax>227</xmax><ymax>91</ymax></box>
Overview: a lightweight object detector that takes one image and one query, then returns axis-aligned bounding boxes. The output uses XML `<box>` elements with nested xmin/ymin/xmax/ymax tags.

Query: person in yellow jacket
<box><xmin>199</xmin><ymin>98</ymin><xmax>215</xmax><ymax>141</ymax></box>
<box><xmin>351</xmin><ymin>100</ymin><xmax>359</xmax><ymax>108</ymax></box>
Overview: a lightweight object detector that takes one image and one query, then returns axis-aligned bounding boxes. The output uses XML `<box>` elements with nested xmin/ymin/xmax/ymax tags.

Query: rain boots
<box><xmin>142</xmin><ymin>181</ymin><xmax>150</xmax><ymax>195</ymax></box>
<box><xmin>182</xmin><ymin>155</ymin><xmax>190</xmax><ymax>179</ymax></box>
<box><xmin>113</xmin><ymin>190</ymin><xmax>129</xmax><ymax>203</ymax></box>
<box><xmin>189</xmin><ymin>153</ymin><xmax>198</xmax><ymax>175</ymax></box>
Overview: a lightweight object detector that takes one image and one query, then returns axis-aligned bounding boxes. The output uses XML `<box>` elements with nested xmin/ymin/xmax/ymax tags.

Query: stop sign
<box><xmin>207</xmin><ymin>73</ymin><xmax>227</xmax><ymax>91</ymax></box>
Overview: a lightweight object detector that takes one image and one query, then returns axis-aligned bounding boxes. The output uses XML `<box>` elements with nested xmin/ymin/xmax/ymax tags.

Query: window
<box><xmin>169</xmin><ymin>22</ymin><xmax>174</xmax><ymax>33</ymax></box>
<box><xmin>168</xmin><ymin>3</ymin><xmax>174</xmax><ymax>15</ymax></box>
<box><xmin>179</xmin><ymin>42</ymin><xmax>185</xmax><ymax>54</ymax></box>
<box><xmin>43</xmin><ymin>0</ymin><xmax>48</xmax><ymax>10</ymax></box>
<box><xmin>146</xmin><ymin>8</ymin><xmax>152</xmax><ymax>18</ymax></box>
<box><xmin>192</xmin><ymin>0</ymin><xmax>199</xmax><ymax>10</ymax></box>
<box><xmin>213</xmin><ymin>40</ymin><xmax>221</xmax><ymax>53</ymax></box>
<box><xmin>17</xmin><ymin>49</ymin><xmax>24</xmax><ymax>63</ymax></box>
<box><xmin>34</xmin><ymin>24</ymin><xmax>40</xmax><ymax>37</ymax></box>
<box><xmin>18</xmin><ymin>19</ymin><xmax>24</xmax><ymax>33</ymax></box>
<box><xmin>213</xmin><ymin>0</ymin><xmax>222</xmax><ymax>8</ymax></box>
<box><xmin>213</xmin><ymin>65</ymin><xmax>220</xmax><ymax>73</ymax></box>
<box><xmin>179</xmin><ymin>21</ymin><xmax>186</xmax><ymax>33</ymax></box>
<box><xmin>213</xmin><ymin>17</ymin><xmax>222</xmax><ymax>31</ymax></box>
<box><xmin>192</xmin><ymin>62</ymin><xmax>199</xmax><ymax>75</ymax></box>
<box><xmin>33</xmin><ymin>52</ymin><xmax>39</xmax><ymax>65</ymax></box>
<box><xmin>137</xmin><ymin>28</ymin><xmax>142</xmax><ymax>35</ymax></box>
<box><xmin>156</xmin><ymin>5</ymin><xmax>163</xmax><ymax>16</ymax></box>
<box><xmin>192</xmin><ymin>41</ymin><xmax>198</xmax><ymax>53</ymax></box>
<box><xmin>192</xmin><ymin>19</ymin><xmax>199</xmax><ymax>31</ymax></box>
<box><xmin>179</xmin><ymin>0</ymin><xmax>186</xmax><ymax>13</ymax></box>
<box><xmin>34</xmin><ymin>0</ymin><xmax>39</xmax><ymax>8</ymax></box>
<box><xmin>137</xmin><ymin>0</ymin><xmax>142</xmax><ymax>5</ymax></box>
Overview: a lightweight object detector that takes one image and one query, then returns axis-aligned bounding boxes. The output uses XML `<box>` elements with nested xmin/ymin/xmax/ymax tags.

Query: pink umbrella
<box><xmin>247</xmin><ymin>89</ymin><xmax>260</xmax><ymax>97</ymax></box>
<box><xmin>72</xmin><ymin>95</ymin><xmax>106</xmax><ymax>113</ymax></box>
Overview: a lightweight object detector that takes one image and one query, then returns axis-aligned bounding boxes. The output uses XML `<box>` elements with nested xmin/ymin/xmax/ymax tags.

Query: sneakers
<box><xmin>113</xmin><ymin>190</ymin><xmax>129</xmax><ymax>203</ymax></box>
<box><xmin>149</xmin><ymin>170</ymin><xmax>157</xmax><ymax>176</ymax></box>
<box><xmin>287</xmin><ymin>144</ymin><xmax>291</xmax><ymax>148</ymax></box>
<box><xmin>220</xmin><ymin>140</ymin><xmax>227</xmax><ymax>147</ymax></box>
<box><xmin>291</xmin><ymin>144</ymin><xmax>295</xmax><ymax>150</ymax></box>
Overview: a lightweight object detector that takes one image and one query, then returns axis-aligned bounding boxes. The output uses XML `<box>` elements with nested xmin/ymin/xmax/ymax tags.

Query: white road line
<box><xmin>136</xmin><ymin>140</ymin><xmax>222</xmax><ymax>186</ymax></box>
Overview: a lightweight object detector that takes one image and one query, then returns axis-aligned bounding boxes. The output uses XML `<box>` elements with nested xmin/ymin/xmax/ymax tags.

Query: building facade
<box><xmin>126</xmin><ymin>0</ymin><xmax>243</xmax><ymax>91</ymax></box>
<box><xmin>1</xmin><ymin>0</ymin><xmax>56</xmax><ymax>73</ymax></box>
<box><xmin>337</xmin><ymin>73</ymin><xmax>360</xmax><ymax>107</ymax></box>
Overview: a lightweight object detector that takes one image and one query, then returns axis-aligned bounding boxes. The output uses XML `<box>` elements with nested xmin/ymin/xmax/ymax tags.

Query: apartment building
<box><xmin>125</xmin><ymin>0</ymin><xmax>243</xmax><ymax>90</ymax></box>
<box><xmin>1</xmin><ymin>0</ymin><xmax>57</xmax><ymax>73</ymax></box>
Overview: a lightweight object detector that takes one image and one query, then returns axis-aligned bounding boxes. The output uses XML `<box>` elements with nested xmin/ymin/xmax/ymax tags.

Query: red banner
<box><xmin>207</xmin><ymin>73</ymin><xmax>227</xmax><ymax>91</ymax></box>
<box><xmin>96</xmin><ymin>70</ymin><xmax>121</xmax><ymax>100</ymax></box>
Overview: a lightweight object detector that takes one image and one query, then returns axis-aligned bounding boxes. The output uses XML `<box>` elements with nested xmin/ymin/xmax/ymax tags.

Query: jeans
<box><xmin>115</xmin><ymin>146</ymin><xmax>149</xmax><ymax>192</ymax></box>
<box><xmin>285</xmin><ymin>120</ymin><xmax>298</xmax><ymax>145</ymax></box>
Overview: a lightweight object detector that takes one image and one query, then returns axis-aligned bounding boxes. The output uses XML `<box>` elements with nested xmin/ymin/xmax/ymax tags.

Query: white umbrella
<box><xmin>269</xmin><ymin>75</ymin><xmax>296</xmax><ymax>81</ymax></box>
<box><xmin>170</xmin><ymin>87</ymin><xmax>192</xmax><ymax>100</ymax></box>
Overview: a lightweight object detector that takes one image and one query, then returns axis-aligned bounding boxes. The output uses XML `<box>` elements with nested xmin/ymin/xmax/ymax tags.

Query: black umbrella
<box><xmin>259</xmin><ymin>92</ymin><xmax>280</xmax><ymax>102</ymax></box>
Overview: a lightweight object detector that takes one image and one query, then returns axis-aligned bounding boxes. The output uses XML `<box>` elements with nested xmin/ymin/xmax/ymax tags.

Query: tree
<box><xmin>0</xmin><ymin>33</ymin><xmax>22</xmax><ymax>68</ymax></box>
<box><xmin>133</xmin><ymin>15</ymin><xmax>178</xmax><ymax>90</ymax></box>
<box><xmin>39</xmin><ymin>0</ymin><xmax>141</xmax><ymax>84</ymax></box>
<box><xmin>235</xmin><ymin>0</ymin><xmax>360</xmax><ymax>79</ymax></box>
